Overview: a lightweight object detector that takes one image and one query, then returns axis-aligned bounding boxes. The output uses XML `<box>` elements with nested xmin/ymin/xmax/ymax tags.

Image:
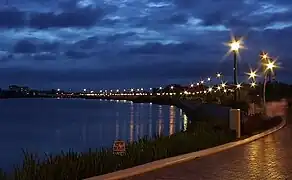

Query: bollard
<box><xmin>229</xmin><ymin>109</ymin><xmax>241</xmax><ymax>138</ymax></box>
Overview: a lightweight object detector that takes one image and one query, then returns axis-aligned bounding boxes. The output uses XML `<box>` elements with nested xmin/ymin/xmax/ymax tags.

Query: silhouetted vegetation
<box><xmin>0</xmin><ymin>119</ymin><xmax>235</xmax><ymax>180</ymax></box>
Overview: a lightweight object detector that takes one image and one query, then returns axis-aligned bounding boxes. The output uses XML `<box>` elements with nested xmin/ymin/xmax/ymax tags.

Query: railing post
<box><xmin>229</xmin><ymin>109</ymin><xmax>241</xmax><ymax>138</ymax></box>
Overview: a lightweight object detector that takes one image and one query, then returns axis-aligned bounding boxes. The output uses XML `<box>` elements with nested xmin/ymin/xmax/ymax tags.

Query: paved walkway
<box><xmin>125</xmin><ymin>114</ymin><xmax>292</xmax><ymax>180</ymax></box>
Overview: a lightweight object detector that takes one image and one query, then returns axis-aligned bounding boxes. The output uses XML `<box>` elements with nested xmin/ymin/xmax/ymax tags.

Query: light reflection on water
<box><xmin>158</xmin><ymin>105</ymin><xmax>163</xmax><ymax>136</ymax></box>
<box><xmin>169</xmin><ymin>105</ymin><xmax>175</xmax><ymax>135</ymax></box>
<box><xmin>0</xmin><ymin>98</ymin><xmax>187</xmax><ymax>171</ymax></box>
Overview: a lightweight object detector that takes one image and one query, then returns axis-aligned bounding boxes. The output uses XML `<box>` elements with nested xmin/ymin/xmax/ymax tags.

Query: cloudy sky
<box><xmin>0</xmin><ymin>0</ymin><xmax>292</xmax><ymax>90</ymax></box>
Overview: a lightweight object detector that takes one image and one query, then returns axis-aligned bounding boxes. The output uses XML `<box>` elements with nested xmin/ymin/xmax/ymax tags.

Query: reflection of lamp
<box><xmin>158</xmin><ymin>105</ymin><xmax>163</xmax><ymax>136</ymax></box>
<box><xmin>183</xmin><ymin>114</ymin><xmax>188</xmax><ymax>131</ymax></box>
<box><xmin>148</xmin><ymin>102</ymin><xmax>153</xmax><ymax>136</ymax></box>
<box><xmin>129</xmin><ymin>103</ymin><xmax>134</xmax><ymax>142</ymax></box>
<box><xmin>115</xmin><ymin>112</ymin><xmax>120</xmax><ymax>140</ymax></box>
<box><xmin>169</xmin><ymin>106</ymin><xmax>175</xmax><ymax>135</ymax></box>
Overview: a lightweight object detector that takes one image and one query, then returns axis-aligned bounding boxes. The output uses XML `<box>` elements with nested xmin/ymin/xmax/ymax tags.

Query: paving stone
<box><xmin>124</xmin><ymin>114</ymin><xmax>292</xmax><ymax>180</ymax></box>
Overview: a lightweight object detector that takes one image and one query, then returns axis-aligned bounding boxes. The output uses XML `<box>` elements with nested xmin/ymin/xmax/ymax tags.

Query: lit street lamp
<box><xmin>250</xmin><ymin>82</ymin><xmax>256</xmax><ymax>88</ymax></box>
<box><xmin>261</xmin><ymin>52</ymin><xmax>272</xmax><ymax>82</ymax></box>
<box><xmin>247</xmin><ymin>69</ymin><xmax>258</xmax><ymax>80</ymax></box>
<box><xmin>228</xmin><ymin>37</ymin><xmax>242</xmax><ymax>101</ymax></box>
<box><xmin>263</xmin><ymin>58</ymin><xmax>277</xmax><ymax>110</ymax></box>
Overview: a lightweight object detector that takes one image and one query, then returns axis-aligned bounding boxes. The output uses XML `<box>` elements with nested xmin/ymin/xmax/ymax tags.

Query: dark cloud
<box><xmin>0</xmin><ymin>2</ymin><xmax>116</xmax><ymax>29</ymax></box>
<box><xmin>173</xmin><ymin>0</ymin><xmax>197</xmax><ymax>9</ymax></box>
<box><xmin>127</xmin><ymin>42</ymin><xmax>204</xmax><ymax>55</ymax></box>
<box><xmin>65</xmin><ymin>50</ymin><xmax>91</xmax><ymax>59</ymax></box>
<box><xmin>13</xmin><ymin>40</ymin><xmax>37</xmax><ymax>54</ymax></box>
<box><xmin>58</xmin><ymin>0</ymin><xmax>80</xmax><ymax>10</ymax></box>
<box><xmin>0</xmin><ymin>0</ymin><xmax>292</xmax><ymax>89</ymax></box>
<box><xmin>106</xmin><ymin>32</ymin><xmax>136</xmax><ymax>42</ymax></box>
<box><xmin>38</xmin><ymin>42</ymin><xmax>60</xmax><ymax>52</ymax></box>
<box><xmin>0</xmin><ymin>8</ymin><xmax>26</xmax><ymax>28</ymax></box>
<box><xmin>32</xmin><ymin>53</ymin><xmax>57</xmax><ymax>61</ymax></box>
<box><xmin>29</xmin><ymin>7</ymin><xmax>104</xmax><ymax>29</ymax></box>
<box><xmin>164</xmin><ymin>13</ymin><xmax>189</xmax><ymax>24</ymax></box>
<box><xmin>74</xmin><ymin>36</ymin><xmax>99</xmax><ymax>49</ymax></box>
<box><xmin>0</xmin><ymin>60</ymin><xmax>256</xmax><ymax>89</ymax></box>
<box><xmin>196</xmin><ymin>1</ymin><xmax>292</xmax><ymax>29</ymax></box>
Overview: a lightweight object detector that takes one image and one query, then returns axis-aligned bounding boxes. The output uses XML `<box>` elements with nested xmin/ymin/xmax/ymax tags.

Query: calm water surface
<box><xmin>0</xmin><ymin>98</ymin><xmax>188</xmax><ymax>170</ymax></box>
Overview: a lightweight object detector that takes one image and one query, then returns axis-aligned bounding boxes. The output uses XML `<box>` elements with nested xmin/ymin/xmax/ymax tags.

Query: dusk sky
<box><xmin>1</xmin><ymin>0</ymin><xmax>292</xmax><ymax>90</ymax></box>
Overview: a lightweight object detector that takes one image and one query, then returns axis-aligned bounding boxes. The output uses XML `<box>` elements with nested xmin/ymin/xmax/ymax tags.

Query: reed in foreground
<box><xmin>0</xmin><ymin>120</ymin><xmax>235</xmax><ymax>180</ymax></box>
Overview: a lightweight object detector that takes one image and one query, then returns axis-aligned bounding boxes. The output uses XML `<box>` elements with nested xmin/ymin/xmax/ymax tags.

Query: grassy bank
<box><xmin>0</xmin><ymin>97</ymin><xmax>283</xmax><ymax>180</ymax></box>
<box><xmin>0</xmin><ymin>121</ymin><xmax>235</xmax><ymax>180</ymax></box>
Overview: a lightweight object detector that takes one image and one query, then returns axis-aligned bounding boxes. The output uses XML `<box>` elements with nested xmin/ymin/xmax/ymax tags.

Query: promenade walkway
<box><xmin>126</xmin><ymin>113</ymin><xmax>292</xmax><ymax>180</ymax></box>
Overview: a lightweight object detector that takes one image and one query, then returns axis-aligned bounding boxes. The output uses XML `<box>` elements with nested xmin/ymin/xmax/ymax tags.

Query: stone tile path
<box><xmin>125</xmin><ymin>114</ymin><xmax>292</xmax><ymax>180</ymax></box>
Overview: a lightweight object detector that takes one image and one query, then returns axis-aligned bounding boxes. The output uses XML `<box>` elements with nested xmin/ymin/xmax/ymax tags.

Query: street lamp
<box><xmin>246</xmin><ymin>69</ymin><xmax>258</xmax><ymax>80</ymax></box>
<box><xmin>250</xmin><ymin>82</ymin><xmax>256</xmax><ymax>88</ymax></box>
<box><xmin>262</xmin><ymin>59</ymin><xmax>277</xmax><ymax>110</ymax></box>
<box><xmin>236</xmin><ymin>83</ymin><xmax>242</xmax><ymax>89</ymax></box>
<box><xmin>228</xmin><ymin>38</ymin><xmax>242</xmax><ymax>101</ymax></box>
<box><xmin>261</xmin><ymin>52</ymin><xmax>272</xmax><ymax>81</ymax></box>
<box><xmin>221</xmin><ymin>82</ymin><xmax>226</xmax><ymax>88</ymax></box>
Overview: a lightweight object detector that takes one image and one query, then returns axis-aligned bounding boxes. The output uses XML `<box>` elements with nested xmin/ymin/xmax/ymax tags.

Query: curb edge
<box><xmin>85</xmin><ymin>116</ymin><xmax>286</xmax><ymax>180</ymax></box>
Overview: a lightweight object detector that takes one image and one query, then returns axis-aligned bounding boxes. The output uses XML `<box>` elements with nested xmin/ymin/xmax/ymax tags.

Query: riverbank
<box><xmin>0</xmin><ymin>96</ymin><xmax>284</xmax><ymax>180</ymax></box>
<box><xmin>0</xmin><ymin>96</ymin><xmax>237</xmax><ymax>180</ymax></box>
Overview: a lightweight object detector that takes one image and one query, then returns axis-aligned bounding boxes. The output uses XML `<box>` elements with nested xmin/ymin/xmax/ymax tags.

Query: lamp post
<box><xmin>229</xmin><ymin>39</ymin><xmax>241</xmax><ymax>101</ymax></box>
<box><xmin>263</xmin><ymin>59</ymin><xmax>276</xmax><ymax>111</ymax></box>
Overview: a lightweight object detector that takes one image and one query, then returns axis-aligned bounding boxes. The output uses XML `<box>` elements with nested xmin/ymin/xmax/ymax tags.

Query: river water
<box><xmin>0</xmin><ymin>98</ymin><xmax>187</xmax><ymax>170</ymax></box>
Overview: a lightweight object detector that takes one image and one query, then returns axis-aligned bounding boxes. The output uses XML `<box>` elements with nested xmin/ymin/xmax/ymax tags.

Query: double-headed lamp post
<box><xmin>229</xmin><ymin>39</ymin><xmax>241</xmax><ymax>101</ymax></box>
<box><xmin>263</xmin><ymin>58</ymin><xmax>277</xmax><ymax>110</ymax></box>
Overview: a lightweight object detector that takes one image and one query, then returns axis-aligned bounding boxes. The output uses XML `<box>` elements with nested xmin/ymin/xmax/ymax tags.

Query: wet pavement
<box><xmin>125</xmin><ymin>113</ymin><xmax>292</xmax><ymax>180</ymax></box>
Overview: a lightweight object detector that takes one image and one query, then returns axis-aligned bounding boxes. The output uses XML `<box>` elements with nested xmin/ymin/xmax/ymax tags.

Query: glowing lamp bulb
<box><xmin>267</xmin><ymin>62</ymin><xmax>275</xmax><ymax>70</ymax></box>
<box><xmin>231</xmin><ymin>41</ymin><xmax>240</xmax><ymax>51</ymax></box>
<box><xmin>251</xmin><ymin>82</ymin><xmax>256</xmax><ymax>88</ymax></box>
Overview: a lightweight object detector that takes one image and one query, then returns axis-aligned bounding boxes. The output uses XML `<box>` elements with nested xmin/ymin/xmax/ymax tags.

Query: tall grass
<box><xmin>0</xmin><ymin>121</ymin><xmax>235</xmax><ymax>180</ymax></box>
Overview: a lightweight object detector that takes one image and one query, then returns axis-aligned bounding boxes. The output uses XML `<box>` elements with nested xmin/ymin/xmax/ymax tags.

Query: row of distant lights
<box><xmin>78</xmin><ymin>53</ymin><xmax>275</xmax><ymax>95</ymax></box>
<box><xmin>56</xmin><ymin>72</ymin><xmax>245</xmax><ymax>96</ymax></box>
<box><xmin>84</xmin><ymin>89</ymin><xmax>235</xmax><ymax>97</ymax></box>
<box><xmin>82</xmin><ymin>73</ymin><xmax>240</xmax><ymax>96</ymax></box>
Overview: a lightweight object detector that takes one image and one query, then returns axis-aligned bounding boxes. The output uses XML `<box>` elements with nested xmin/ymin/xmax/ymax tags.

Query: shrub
<box><xmin>242</xmin><ymin>114</ymin><xmax>282</xmax><ymax>135</ymax></box>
